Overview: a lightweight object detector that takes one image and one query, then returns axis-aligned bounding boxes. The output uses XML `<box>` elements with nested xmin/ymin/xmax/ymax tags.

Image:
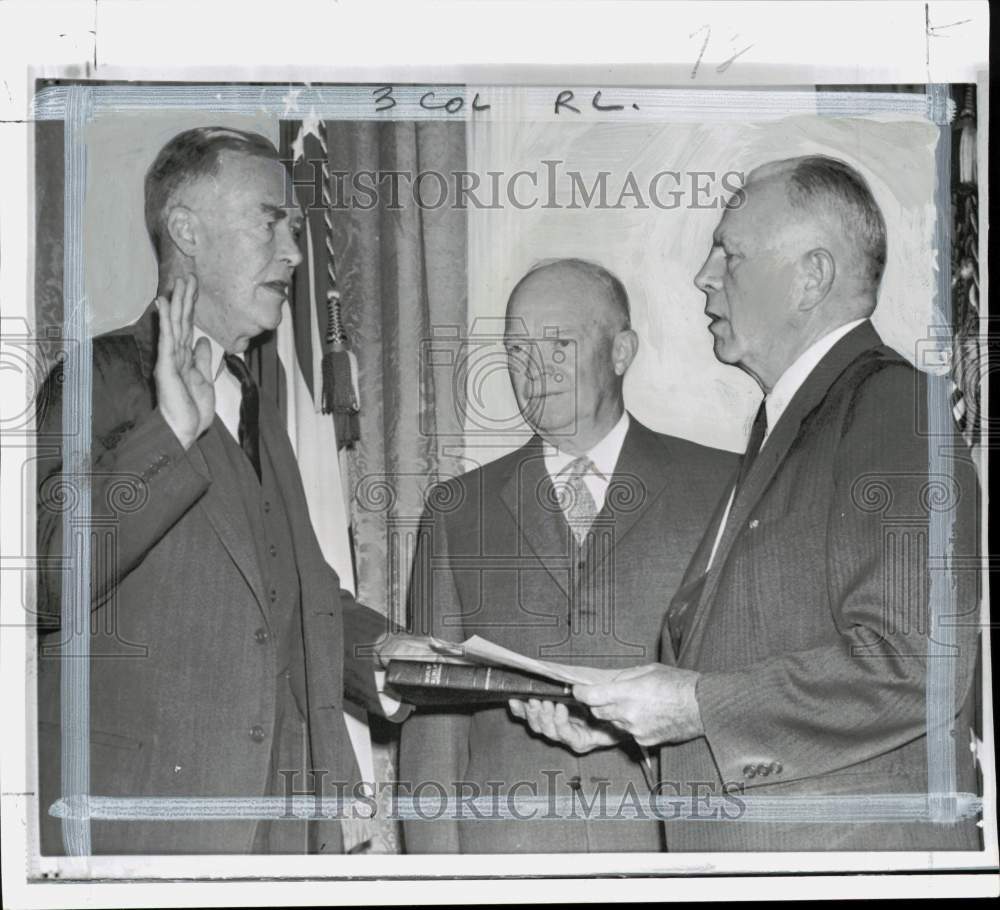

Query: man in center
<box><xmin>399</xmin><ymin>258</ymin><xmax>735</xmax><ymax>853</ymax></box>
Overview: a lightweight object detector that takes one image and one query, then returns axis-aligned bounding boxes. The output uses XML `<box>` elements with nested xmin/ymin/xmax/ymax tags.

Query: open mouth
<box><xmin>261</xmin><ymin>280</ymin><xmax>290</xmax><ymax>298</ymax></box>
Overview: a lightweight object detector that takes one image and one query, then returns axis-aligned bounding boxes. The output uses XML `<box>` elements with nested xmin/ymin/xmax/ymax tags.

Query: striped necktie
<box><xmin>560</xmin><ymin>456</ymin><xmax>598</xmax><ymax>544</ymax></box>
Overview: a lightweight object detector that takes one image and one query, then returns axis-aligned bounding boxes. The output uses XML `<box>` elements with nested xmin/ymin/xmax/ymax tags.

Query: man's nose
<box><xmin>279</xmin><ymin>228</ymin><xmax>304</xmax><ymax>269</ymax></box>
<box><xmin>694</xmin><ymin>253</ymin><xmax>721</xmax><ymax>293</ymax></box>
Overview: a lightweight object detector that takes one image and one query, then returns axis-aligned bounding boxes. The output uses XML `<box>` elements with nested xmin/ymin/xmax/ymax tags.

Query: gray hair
<box><xmin>144</xmin><ymin>126</ymin><xmax>280</xmax><ymax>261</ymax></box>
<box><xmin>762</xmin><ymin>155</ymin><xmax>888</xmax><ymax>292</ymax></box>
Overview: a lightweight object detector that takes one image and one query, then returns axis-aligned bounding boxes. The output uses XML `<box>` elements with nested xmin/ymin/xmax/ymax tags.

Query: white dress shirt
<box><xmin>543</xmin><ymin>410</ymin><xmax>630</xmax><ymax>516</ymax></box>
<box><xmin>761</xmin><ymin>318</ymin><xmax>866</xmax><ymax>444</ymax></box>
<box><xmin>193</xmin><ymin>327</ymin><xmax>243</xmax><ymax>442</ymax></box>
<box><xmin>705</xmin><ymin>319</ymin><xmax>867</xmax><ymax>570</ymax></box>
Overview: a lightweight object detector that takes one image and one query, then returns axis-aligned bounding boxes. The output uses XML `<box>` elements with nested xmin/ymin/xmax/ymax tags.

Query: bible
<box><xmin>378</xmin><ymin>633</ymin><xmax>621</xmax><ymax>707</ymax></box>
<box><xmin>385</xmin><ymin>659</ymin><xmax>574</xmax><ymax>706</ymax></box>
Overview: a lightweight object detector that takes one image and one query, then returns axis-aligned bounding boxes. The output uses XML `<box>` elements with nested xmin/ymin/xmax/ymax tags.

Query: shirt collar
<box><xmin>543</xmin><ymin>410</ymin><xmax>630</xmax><ymax>480</ymax></box>
<box><xmin>765</xmin><ymin>319</ymin><xmax>867</xmax><ymax>435</ymax></box>
<box><xmin>192</xmin><ymin>326</ymin><xmax>235</xmax><ymax>383</ymax></box>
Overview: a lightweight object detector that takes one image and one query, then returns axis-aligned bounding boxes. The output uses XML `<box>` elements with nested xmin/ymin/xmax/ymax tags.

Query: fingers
<box><xmin>588</xmin><ymin>704</ymin><xmax>621</xmax><ymax>725</ymax></box>
<box><xmin>526</xmin><ymin>699</ymin><xmax>559</xmax><ymax>741</ymax></box>
<box><xmin>573</xmin><ymin>683</ymin><xmax>611</xmax><ymax>706</ymax></box>
<box><xmin>573</xmin><ymin>683</ymin><xmax>630</xmax><ymax>731</ymax></box>
<box><xmin>511</xmin><ymin>698</ymin><xmax>555</xmax><ymax>740</ymax></box>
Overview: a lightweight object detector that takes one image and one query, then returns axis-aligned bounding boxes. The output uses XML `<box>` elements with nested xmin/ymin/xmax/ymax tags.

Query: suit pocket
<box><xmin>39</xmin><ymin>720</ymin><xmax>149</xmax><ymax>797</ymax></box>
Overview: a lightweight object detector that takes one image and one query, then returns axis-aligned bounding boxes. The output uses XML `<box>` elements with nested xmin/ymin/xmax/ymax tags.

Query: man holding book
<box><xmin>510</xmin><ymin>158</ymin><xmax>982</xmax><ymax>852</ymax></box>
<box><xmin>398</xmin><ymin>258</ymin><xmax>736</xmax><ymax>853</ymax></box>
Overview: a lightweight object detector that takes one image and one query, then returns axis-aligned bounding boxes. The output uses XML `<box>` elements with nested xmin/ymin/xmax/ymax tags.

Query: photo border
<box><xmin>24</xmin><ymin>80</ymin><xmax>990</xmax><ymax>872</ymax></box>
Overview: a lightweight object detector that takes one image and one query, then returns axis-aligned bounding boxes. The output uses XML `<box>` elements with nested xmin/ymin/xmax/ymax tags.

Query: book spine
<box><xmin>387</xmin><ymin>661</ymin><xmax>571</xmax><ymax>699</ymax></box>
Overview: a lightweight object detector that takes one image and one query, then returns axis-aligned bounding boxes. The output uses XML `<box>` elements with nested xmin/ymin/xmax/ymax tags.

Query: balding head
<box><xmin>503</xmin><ymin>258</ymin><xmax>638</xmax><ymax>454</ymax></box>
<box><xmin>507</xmin><ymin>258</ymin><xmax>631</xmax><ymax>333</ymax></box>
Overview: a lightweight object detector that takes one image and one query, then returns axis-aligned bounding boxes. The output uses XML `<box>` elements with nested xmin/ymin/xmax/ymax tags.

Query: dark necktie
<box><xmin>733</xmin><ymin>401</ymin><xmax>769</xmax><ymax>499</ymax></box>
<box><xmin>666</xmin><ymin>402</ymin><xmax>768</xmax><ymax>654</ymax></box>
<box><xmin>223</xmin><ymin>353</ymin><xmax>261</xmax><ymax>482</ymax></box>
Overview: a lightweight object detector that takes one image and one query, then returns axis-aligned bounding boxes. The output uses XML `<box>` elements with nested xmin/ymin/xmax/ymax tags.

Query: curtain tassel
<box><xmin>322</xmin><ymin>289</ymin><xmax>361</xmax><ymax>446</ymax></box>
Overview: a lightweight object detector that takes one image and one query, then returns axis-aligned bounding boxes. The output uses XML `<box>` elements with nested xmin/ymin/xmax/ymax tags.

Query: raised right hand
<box><xmin>154</xmin><ymin>276</ymin><xmax>215</xmax><ymax>449</ymax></box>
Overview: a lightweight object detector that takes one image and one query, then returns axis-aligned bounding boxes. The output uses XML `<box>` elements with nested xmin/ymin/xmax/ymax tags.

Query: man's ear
<box><xmin>799</xmin><ymin>248</ymin><xmax>835</xmax><ymax>310</ymax></box>
<box><xmin>612</xmin><ymin>328</ymin><xmax>639</xmax><ymax>376</ymax></box>
<box><xmin>165</xmin><ymin>205</ymin><xmax>199</xmax><ymax>258</ymax></box>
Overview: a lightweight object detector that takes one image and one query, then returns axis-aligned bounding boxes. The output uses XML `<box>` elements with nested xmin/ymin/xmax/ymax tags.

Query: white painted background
<box><xmin>82</xmin><ymin>108</ymin><xmax>940</xmax><ymax>460</ymax></box>
<box><xmin>465</xmin><ymin>112</ymin><xmax>940</xmax><ymax>458</ymax></box>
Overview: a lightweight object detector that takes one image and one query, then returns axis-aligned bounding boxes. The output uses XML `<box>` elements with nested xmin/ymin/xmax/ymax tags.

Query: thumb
<box><xmin>611</xmin><ymin>663</ymin><xmax>661</xmax><ymax>682</ymax></box>
<box><xmin>193</xmin><ymin>336</ymin><xmax>213</xmax><ymax>382</ymax></box>
<box><xmin>154</xmin><ymin>297</ymin><xmax>173</xmax><ymax>375</ymax></box>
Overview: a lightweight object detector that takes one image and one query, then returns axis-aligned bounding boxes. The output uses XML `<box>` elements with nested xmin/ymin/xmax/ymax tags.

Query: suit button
<box><xmin>269</xmin><ymin>544</ymin><xmax>278</xmax><ymax>557</ymax></box>
<box><xmin>263</xmin><ymin>500</ymin><xmax>271</xmax><ymax>513</ymax></box>
<box><xmin>771</xmin><ymin>761</ymin><xmax>783</xmax><ymax>775</ymax></box>
<box><xmin>748</xmin><ymin>518</ymin><xmax>760</xmax><ymax>530</ymax></box>
<box><xmin>254</xmin><ymin>627</ymin><xmax>269</xmax><ymax>644</ymax></box>
<box><xmin>743</xmin><ymin>764</ymin><xmax>756</xmax><ymax>779</ymax></box>
<box><xmin>250</xmin><ymin>725</ymin><xmax>266</xmax><ymax>743</ymax></box>
<box><xmin>567</xmin><ymin>775</ymin><xmax>582</xmax><ymax>791</ymax></box>
<box><xmin>758</xmin><ymin>763</ymin><xmax>770</xmax><ymax>777</ymax></box>
<box><xmin>269</xmin><ymin>588</ymin><xmax>278</xmax><ymax>603</ymax></box>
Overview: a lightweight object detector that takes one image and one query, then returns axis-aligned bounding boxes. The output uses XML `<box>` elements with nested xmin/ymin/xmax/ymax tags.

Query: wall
<box><xmin>465</xmin><ymin>114</ymin><xmax>940</xmax><ymax>457</ymax></box>
<box><xmin>83</xmin><ymin>112</ymin><xmax>275</xmax><ymax>336</ymax></box>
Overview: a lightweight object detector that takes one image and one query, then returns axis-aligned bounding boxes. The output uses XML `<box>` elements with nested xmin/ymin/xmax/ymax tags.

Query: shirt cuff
<box><xmin>374</xmin><ymin>668</ymin><xmax>411</xmax><ymax>721</ymax></box>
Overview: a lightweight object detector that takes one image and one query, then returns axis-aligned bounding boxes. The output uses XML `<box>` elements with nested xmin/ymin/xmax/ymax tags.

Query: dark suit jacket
<box><xmin>400</xmin><ymin>417</ymin><xmax>736</xmax><ymax>853</ymax></box>
<box><xmin>36</xmin><ymin>306</ymin><xmax>390</xmax><ymax>855</ymax></box>
<box><xmin>661</xmin><ymin>322</ymin><xmax>982</xmax><ymax>851</ymax></box>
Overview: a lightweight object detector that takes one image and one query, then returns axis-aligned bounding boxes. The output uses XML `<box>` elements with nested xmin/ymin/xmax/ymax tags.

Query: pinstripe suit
<box><xmin>661</xmin><ymin>322</ymin><xmax>982</xmax><ymax>851</ymax></box>
<box><xmin>36</xmin><ymin>305</ymin><xmax>389</xmax><ymax>854</ymax></box>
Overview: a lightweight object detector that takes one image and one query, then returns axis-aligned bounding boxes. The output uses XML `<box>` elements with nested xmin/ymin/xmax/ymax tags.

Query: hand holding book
<box><xmin>375</xmin><ymin>633</ymin><xmax>621</xmax><ymax>706</ymax></box>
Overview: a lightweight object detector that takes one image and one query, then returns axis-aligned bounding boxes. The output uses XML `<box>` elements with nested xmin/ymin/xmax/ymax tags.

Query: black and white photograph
<box><xmin>0</xmin><ymin>0</ymin><xmax>993</xmax><ymax>905</ymax></box>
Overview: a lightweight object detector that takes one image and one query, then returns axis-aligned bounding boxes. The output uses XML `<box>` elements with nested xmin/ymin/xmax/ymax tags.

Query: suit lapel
<box><xmin>129</xmin><ymin>304</ymin><xmax>271</xmax><ymax>615</ymax></box>
<box><xmin>498</xmin><ymin>438</ymin><xmax>573</xmax><ymax>597</ymax></box>
<box><xmin>193</xmin><ymin>422</ymin><xmax>269</xmax><ymax>615</ymax></box>
<box><xmin>678</xmin><ymin>321</ymin><xmax>884</xmax><ymax>662</ymax></box>
<box><xmin>588</xmin><ymin>418</ymin><xmax>671</xmax><ymax>567</ymax></box>
<box><xmin>497</xmin><ymin>419</ymin><xmax>676</xmax><ymax>593</ymax></box>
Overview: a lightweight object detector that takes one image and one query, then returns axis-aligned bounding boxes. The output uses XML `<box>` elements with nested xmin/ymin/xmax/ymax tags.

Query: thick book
<box><xmin>385</xmin><ymin>659</ymin><xmax>574</xmax><ymax>706</ymax></box>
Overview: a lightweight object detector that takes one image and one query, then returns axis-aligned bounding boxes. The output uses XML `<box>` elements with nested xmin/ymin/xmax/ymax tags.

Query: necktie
<box><xmin>224</xmin><ymin>353</ymin><xmax>261</xmax><ymax>482</ymax></box>
<box><xmin>732</xmin><ymin>402</ymin><xmax>768</xmax><ymax>500</ymax></box>
<box><xmin>666</xmin><ymin>402</ymin><xmax>768</xmax><ymax>654</ymax></box>
<box><xmin>560</xmin><ymin>456</ymin><xmax>598</xmax><ymax>544</ymax></box>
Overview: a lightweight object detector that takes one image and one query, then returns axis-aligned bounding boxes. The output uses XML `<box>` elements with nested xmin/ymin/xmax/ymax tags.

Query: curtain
<box><xmin>320</xmin><ymin>120</ymin><xmax>468</xmax><ymax>853</ymax></box>
<box><xmin>35</xmin><ymin>116</ymin><xmax>468</xmax><ymax>856</ymax></box>
<box><xmin>816</xmin><ymin>83</ymin><xmax>981</xmax><ymax>452</ymax></box>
